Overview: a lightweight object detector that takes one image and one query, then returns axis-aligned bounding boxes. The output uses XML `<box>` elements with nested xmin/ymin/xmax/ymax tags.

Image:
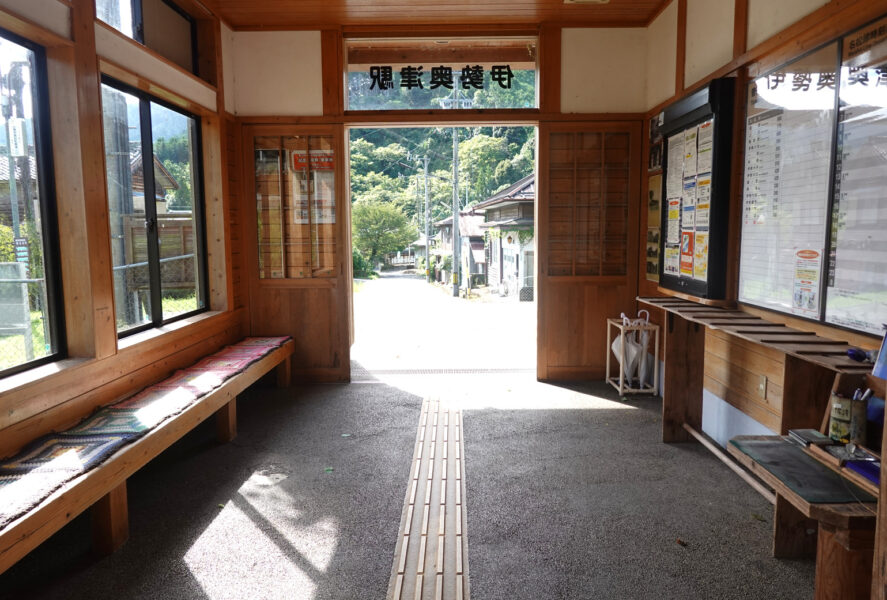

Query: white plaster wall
<box><xmin>231</xmin><ymin>31</ymin><xmax>323</xmax><ymax>116</ymax></box>
<box><xmin>645</xmin><ymin>1</ymin><xmax>678</xmax><ymax>110</ymax></box>
<box><xmin>0</xmin><ymin>0</ymin><xmax>70</xmax><ymax>40</ymax></box>
<box><xmin>685</xmin><ymin>0</ymin><xmax>734</xmax><ymax>87</ymax></box>
<box><xmin>95</xmin><ymin>24</ymin><xmax>217</xmax><ymax>111</ymax></box>
<box><xmin>562</xmin><ymin>28</ymin><xmax>647</xmax><ymax>113</ymax></box>
<box><xmin>221</xmin><ymin>22</ymin><xmax>236</xmax><ymax>115</ymax></box>
<box><xmin>702</xmin><ymin>388</ymin><xmax>776</xmax><ymax>448</ymax></box>
<box><xmin>747</xmin><ymin>0</ymin><xmax>829</xmax><ymax>49</ymax></box>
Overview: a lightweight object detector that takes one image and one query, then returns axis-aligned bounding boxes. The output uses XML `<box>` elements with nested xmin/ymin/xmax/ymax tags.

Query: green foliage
<box><xmin>154</xmin><ymin>135</ymin><xmax>194</xmax><ymax>210</ymax></box>
<box><xmin>352</xmin><ymin>200</ymin><xmax>416</xmax><ymax>264</ymax></box>
<box><xmin>352</xmin><ymin>248</ymin><xmax>374</xmax><ymax>278</ymax></box>
<box><xmin>440</xmin><ymin>254</ymin><xmax>452</xmax><ymax>271</ymax></box>
<box><xmin>0</xmin><ymin>223</ymin><xmax>13</xmax><ymax>262</ymax></box>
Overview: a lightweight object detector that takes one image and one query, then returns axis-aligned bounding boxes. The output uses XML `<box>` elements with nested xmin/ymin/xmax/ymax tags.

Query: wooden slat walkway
<box><xmin>388</xmin><ymin>398</ymin><xmax>470</xmax><ymax>600</ymax></box>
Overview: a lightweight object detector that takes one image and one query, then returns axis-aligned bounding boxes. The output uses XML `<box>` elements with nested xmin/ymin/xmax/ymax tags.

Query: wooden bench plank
<box><xmin>0</xmin><ymin>339</ymin><xmax>294</xmax><ymax>575</ymax></box>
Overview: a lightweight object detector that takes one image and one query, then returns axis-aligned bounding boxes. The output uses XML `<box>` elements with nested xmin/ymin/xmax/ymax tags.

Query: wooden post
<box><xmin>816</xmin><ymin>523</ymin><xmax>873</xmax><ymax>600</ymax></box>
<box><xmin>872</xmin><ymin>375</ymin><xmax>887</xmax><ymax>599</ymax></box>
<box><xmin>772</xmin><ymin>493</ymin><xmax>817</xmax><ymax>559</ymax></box>
<box><xmin>780</xmin><ymin>355</ymin><xmax>836</xmax><ymax>434</ymax></box>
<box><xmin>276</xmin><ymin>354</ymin><xmax>292</xmax><ymax>388</ymax></box>
<box><xmin>91</xmin><ymin>481</ymin><xmax>129</xmax><ymax>556</ymax></box>
<box><xmin>215</xmin><ymin>398</ymin><xmax>237</xmax><ymax>443</ymax></box>
<box><xmin>661</xmin><ymin>312</ymin><xmax>704</xmax><ymax>442</ymax></box>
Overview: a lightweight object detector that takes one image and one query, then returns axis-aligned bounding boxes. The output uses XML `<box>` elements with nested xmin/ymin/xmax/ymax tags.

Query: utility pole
<box><xmin>424</xmin><ymin>156</ymin><xmax>430</xmax><ymax>282</ymax></box>
<box><xmin>451</xmin><ymin>127</ymin><xmax>460</xmax><ymax>297</ymax></box>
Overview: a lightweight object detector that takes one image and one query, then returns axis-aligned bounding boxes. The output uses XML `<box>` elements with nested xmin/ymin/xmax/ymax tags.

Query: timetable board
<box><xmin>738</xmin><ymin>17</ymin><xmax>887</xmax><ymax>336</ymax></box>
<box><xmin>739</xmin><ymin>44</ymin><xmax>836</xmax><ymax>319</ymax></box>
<box><xmin>826</xmin><ymin>19</ymin><xmax>887</xmax><ymax>335</ymax></box>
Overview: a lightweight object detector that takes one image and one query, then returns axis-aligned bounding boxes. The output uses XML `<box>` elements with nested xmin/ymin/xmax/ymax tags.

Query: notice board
<box><xmin>658</xmin><ymin>79</ymin><xmax>733</xmax><ymax>299</ymax></box>
<box><xmin>739</xmin><ymin>15</ymin><xmax>887</xmax><ymax>336</ymax></box>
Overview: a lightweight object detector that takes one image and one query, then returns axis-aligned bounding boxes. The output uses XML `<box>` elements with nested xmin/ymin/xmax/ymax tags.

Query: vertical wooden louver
<box><xmin>547</xmin><ymin>131</ymin><xmax>630</xmax><ymax>277</ymax></box>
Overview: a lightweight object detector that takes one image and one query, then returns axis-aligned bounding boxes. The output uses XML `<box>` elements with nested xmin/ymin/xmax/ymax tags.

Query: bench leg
<box><xmin>276</xmin><ymin>355</ymin><xmax>291</xmax><ymax>388</ymax></box>
<box><xmin>216</xmin><ymin>397</ymin><xmax>237</xmax><ymax>443</ymax></box>
<box><xmin>773</xmin><ymin>493</ymin><xmax>817</xmax><ymax>558</ymax></box>
<box><xmin>815</xmin><ymin>523</ymin><xmax>873</xmax><ymax>600</ymax></box>
<box><xmin>92</xmin><ymin>481</ymin><xmax>129</xmax><ymax>556</ymax></box>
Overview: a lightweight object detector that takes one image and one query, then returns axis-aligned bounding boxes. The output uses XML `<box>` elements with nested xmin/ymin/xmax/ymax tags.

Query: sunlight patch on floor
<box><xmin>367</xmin><ymin>373</ymin><xmax>641</xmax><ymax>411</ymax></box>
<box><xmin>184</xmin><ymin>469</ymin><xmax>341</xmax><ymax>599</ymax></box>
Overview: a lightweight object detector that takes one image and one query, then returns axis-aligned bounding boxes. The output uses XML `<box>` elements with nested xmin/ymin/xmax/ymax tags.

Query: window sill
<box><xmin>0</xmin><ymin>356</ymin><xmax>91</xmax><ymax>396</ymax></box>
<box><xmin>118</xmin><ymin>310</ymin><xmax>224</xmax><ymax>351</ymax></box>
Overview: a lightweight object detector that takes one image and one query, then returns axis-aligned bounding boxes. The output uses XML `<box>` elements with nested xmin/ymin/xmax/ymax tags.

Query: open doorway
<box><xmin>348</xmin><ymin>125</ymin><xmax>537</xmax><ymax>376</ymax></box>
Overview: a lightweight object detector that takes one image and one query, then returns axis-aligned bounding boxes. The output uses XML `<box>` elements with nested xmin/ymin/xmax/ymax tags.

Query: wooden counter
<box><xmin>637</xmin><ymin>297</ymin><xmax>871</xmax><ymax>442</ymax></box>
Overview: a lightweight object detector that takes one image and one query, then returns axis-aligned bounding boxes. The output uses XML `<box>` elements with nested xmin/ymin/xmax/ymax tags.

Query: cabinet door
<box><xmin>538</xmin><ymin>122</ymin><xmax>641</xmax><ymax>380</ymax></box>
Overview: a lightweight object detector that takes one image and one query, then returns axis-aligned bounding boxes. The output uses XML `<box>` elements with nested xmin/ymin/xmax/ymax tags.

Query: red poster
<box><xmin>292</xmin><ymin>150</ymin><xmax>335</xmax><ymax>171</ymax></box>
<box><xmin>680</xmin><ymin>231</ymin><xmax>694</xmax><ymax>277</ymax></box>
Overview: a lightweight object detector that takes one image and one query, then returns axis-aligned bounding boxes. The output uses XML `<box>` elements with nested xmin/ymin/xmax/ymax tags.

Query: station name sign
<box><xmin>368</xmin><ymin>64</ymin><xmax>514</xmax><ymax>91</ymax></box>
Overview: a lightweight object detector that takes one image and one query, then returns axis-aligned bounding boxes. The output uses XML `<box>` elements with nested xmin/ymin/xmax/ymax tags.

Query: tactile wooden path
<box><xmin>388</xmin><ymin>398</ymin><xmax>469</xmax><ymax>600</ymax></box>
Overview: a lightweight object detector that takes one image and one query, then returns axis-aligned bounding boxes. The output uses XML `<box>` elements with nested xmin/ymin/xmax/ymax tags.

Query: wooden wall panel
<box><xmin>225</xmin><ymin>114</ymin><xmax>246</xmax><ymax>310</ymax></box>
<box><xmin>0</xmin><ymin>311</ymin><xmax>243</xmax><ymax>458</ymax></box>
<box><xmin>703</xmin><ymin>328</ymin><xmax>783</xmax><ymax>432</ymax></box>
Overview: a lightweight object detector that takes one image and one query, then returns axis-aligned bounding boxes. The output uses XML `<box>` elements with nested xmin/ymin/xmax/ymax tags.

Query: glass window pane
<box><xmin>255</xmin><ymin>135</ymin><xmax>336</xmax><ymax>279</ymax></box>
<box><xmin>255</xmin><ymin>136</ymin><xmax>283</xmax><ymax>279</ymax></box>
<box><xmin>346</xmin><ymin>37</ymin><xmax>538</xmax><ymax>111</ymax></box>
<box><xmin>96</xmin><ymin>0</ymin><xmax>136</xmax><ymax>39</ymax></box>
<box><xmin>0</xmin><ymin>37</ymin><xmax>55</xmax><ymax>373</ymax></box>
<box><xmin>150</xmin><ymin>102</ymin><xmax>203</xmax><ymax>320</ymax></box>
<box><xmin>102</xmin><ymin>84</ymin><xmax>152</xmax><ymax>332</ymax></box>
<box><xmin>309</xmin><ymin>136</ymin><xmax>335</xmax><ymax>276</ymax></box>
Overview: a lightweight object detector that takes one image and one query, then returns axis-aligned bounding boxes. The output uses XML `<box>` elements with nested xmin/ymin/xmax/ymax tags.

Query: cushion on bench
<box><xmin>0</xmin><ymin>336</ymin><xmax>291</xmax><ymax>531</ymax></box>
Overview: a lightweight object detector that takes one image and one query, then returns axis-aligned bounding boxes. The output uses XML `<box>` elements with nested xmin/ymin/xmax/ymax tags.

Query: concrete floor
<box><xmin>0</xmin><ymin>275</ymin><xmax>816</xmax><ymax>599</ymax></box>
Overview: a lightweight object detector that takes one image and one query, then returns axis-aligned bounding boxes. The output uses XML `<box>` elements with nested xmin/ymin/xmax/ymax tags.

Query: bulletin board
<box><xmin>658</xmin><ymin>78</ymin><xmax>733</xmax><ymax>300</ymax></box>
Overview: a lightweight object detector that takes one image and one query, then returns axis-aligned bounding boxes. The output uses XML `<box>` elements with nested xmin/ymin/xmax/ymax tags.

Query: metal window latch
<box><xmin>145</xmin><ymin>217</ymin><xmax>156</xmax><ymax>231</ymax></box>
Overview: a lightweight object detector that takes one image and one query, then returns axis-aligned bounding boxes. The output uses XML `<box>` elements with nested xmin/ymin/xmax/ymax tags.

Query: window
<box><xmin>101</xmin><ymin>78</ymin><xmax>206</xmax><ymax>336</ymax></box>
<box><xmin>0</xmin><ymin>30</ymin><xmax>63</xmax><ymax>377</ymax></box>
<box><xmin>96</xmin><ymin>0</ymin><xmax>196</xmax><ymax>74</ymax></box>
<box><xmin>254</xmin><ymin>135</ymin><xmax>336</xmax><ymax>279</ymax></box>
<box><xmin>345</xmin><ymin>37</ymin><xmax>538</xmax><ymax>111</ymax></box>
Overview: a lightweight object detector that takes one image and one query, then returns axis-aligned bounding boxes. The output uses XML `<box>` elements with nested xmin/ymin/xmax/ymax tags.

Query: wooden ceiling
<box><xmin>206</xmin><ymin>0</ymin><xmax>671</xmax><ymax>30</ymax></box>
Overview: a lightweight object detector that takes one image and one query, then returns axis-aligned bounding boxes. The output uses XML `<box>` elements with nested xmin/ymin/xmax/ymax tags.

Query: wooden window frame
<box><xmin>100</xmin><ymin>74</ymin><xmax>209</xmax><ymax>338</ymax></box>
<box><xmin>0</xmin><ymin>27</ymin><xmax>66</xmax><ymax>379</ymax></box>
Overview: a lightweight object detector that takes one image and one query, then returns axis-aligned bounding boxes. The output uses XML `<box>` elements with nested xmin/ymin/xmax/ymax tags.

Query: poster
<box><xmin>649</xmin><ymin>113</ymin><xmax>664</xmax><ymax>171</ymax></box>
<box><xmin>666</xmin><ymin>198</ymin><xmax>681</xmax><ymax>244</ymax></box>
<box><xmin>664</xmin><ymin>245</ymin><xmax>680</xmax><ymax>275</ymax></box>
<box><xmin>666</xmin><ymin>133</ymin><xmax>685</xmax><ymax>198</ymax></box>
<box><xmin>680</xmin><ymin>231</ymin><xmax>694</xmax><ymax>276</ymax></box>
<box><xmin>683</xmin><ymin>128</ymin><xmax>698</xmax><ymax>177</ymax></box>
<box><xmin>647</xmin><ymin>174</ymin><xmax>662</xmax><ymax>225</ymax></box>
<box><xmin>646</xmin><ymin>174</ymin><xmax>662</xmax><ymax>283</ymax></box>
<box><xmin>646</xmin><ymin>228</ymin><xmax>660</xmax><ymax>282</ymax></box>
<box><xmin>793</xmin><ymin>249</ymin><xmax>821</xmax><ymax>316</ymax></box>
<box><xmin>696</xmin><ymin>119</ymin><xmax>714</xmax><ymax>173</ymax></box>
<box><xmin>695</xmin><ymin>174</ymin><xmax>712</xmax><ymax>228</ymax></box>
<box><xmin>693</xmin><ymin>232</ymin><xmax>709</xmax><ymax>281</ymax></box>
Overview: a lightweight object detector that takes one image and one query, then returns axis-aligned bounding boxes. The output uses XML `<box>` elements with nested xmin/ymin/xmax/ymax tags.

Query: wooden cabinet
<box><xmin>243</xmin><ymin>125</ymin><xmax>349</xmax><ymax>382</ymax></box>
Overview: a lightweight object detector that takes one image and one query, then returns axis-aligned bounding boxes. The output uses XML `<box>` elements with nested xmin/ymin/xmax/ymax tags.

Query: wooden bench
<box><xmin>0</xmin><ymin>337</ymin><xmax>294</xmax><ymax>575</ymax></box>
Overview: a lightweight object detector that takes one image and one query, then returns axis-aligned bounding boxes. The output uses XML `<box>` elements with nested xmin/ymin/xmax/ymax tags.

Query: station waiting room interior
<box><xmin>1</xmin><ymin>0</ymin><xmax>887</xmax><ymax>598</ymax></box>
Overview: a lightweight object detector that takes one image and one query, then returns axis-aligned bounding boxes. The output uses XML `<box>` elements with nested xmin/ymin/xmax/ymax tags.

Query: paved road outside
<box><xmin>351</xmin><ymin>271</ymin><xmax>536</xmax><ymax>372</ymax></box>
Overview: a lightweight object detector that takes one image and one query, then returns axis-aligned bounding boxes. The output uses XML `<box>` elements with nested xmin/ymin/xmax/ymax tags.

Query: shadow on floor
<box><xmin>0</xmin><ymin>379</ymin><xmax>422</xmax><ymax>600</ymax></box>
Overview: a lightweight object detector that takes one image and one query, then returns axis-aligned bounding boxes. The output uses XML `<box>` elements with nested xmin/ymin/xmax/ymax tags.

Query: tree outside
<box><xmin>352</xmin><ymin>199</ymin><xmax>416</xmax><ymax>266</ymax></box>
